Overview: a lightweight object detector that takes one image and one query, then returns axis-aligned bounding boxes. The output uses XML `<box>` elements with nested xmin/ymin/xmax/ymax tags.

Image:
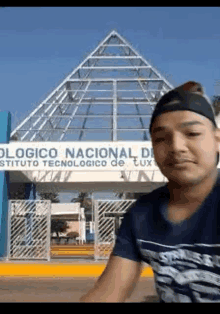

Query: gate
<box><xmin>94</xmin><ymin>199</ymin><xmax>136</xmax><ymax>260</ymax></box>
<box><xmin>8</xmin><ymin>200</ymin><xmax>51</xmax><ymax>261</ymax></box>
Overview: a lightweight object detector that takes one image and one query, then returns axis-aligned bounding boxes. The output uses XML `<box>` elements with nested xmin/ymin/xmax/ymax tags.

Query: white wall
<box><xmin>51</xmin><ymin>202</ymin><xmax>81</xmax><ymax>215</ymax></box>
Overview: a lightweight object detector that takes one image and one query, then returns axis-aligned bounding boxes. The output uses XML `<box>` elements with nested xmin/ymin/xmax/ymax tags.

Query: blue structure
<box><xmin>0</xmin><ymin>111</ymin><xmax>11</xmax><ymax>259</ymax></box>
<box><xmin>86</xmin><ymin>230</ymin><xmax>94</xmax><ymax>243</ymax></box>
<box><xmin>0</xmin><ymin>111</ymin><xmax>36</xmax><ymax>256</ymax></box>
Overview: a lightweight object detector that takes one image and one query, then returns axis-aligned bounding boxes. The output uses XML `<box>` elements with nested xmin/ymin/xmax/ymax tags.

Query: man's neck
<box><xmin>167</xmin><ymin>169</ymin><xmax>218</xmax><ymax>207</ymax></box>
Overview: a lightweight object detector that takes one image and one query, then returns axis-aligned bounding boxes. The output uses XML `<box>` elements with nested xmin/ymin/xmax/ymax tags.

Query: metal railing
<box><xmin>8</xmin><ymin>200</ymin><xmax>51</xmax><ymax>261</ymax></box>
<box><xmin>94</xmin><ymin>199</ymin><xmax>136</xmax><ymax>260</ymax></box>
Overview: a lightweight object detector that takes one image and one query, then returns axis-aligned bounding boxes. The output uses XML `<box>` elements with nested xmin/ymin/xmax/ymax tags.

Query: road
<box><xmin>0</xmin><ymin>244</ymin><xmax>158</xmax><ymax>302</ymax></box>
<box><xmin>0</xmin><ymin>276</ymin><xmax>158</xmax><ymax>302</ymax></box>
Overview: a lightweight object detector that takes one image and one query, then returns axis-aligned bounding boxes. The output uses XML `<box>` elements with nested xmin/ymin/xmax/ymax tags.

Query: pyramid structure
<box><xmin>11</xmin><ymin>30</ymin><xmax>174</xmax><ymax>142</ymax></box>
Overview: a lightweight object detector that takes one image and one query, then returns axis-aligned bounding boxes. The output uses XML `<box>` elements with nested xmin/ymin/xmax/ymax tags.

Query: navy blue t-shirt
<box><xmin>112</xmin><ymin>172</ymin><xmax>220</xmax><ymax>302</ymax></box>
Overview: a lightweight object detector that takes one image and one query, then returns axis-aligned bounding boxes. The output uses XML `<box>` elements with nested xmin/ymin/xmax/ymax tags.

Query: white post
<box><xmin>81</xmin><ymin>208</ymin><xmax>86</xmax><ymax>244</ymax></box>
<box><xmin>79</xmin><ymin>208</ymin><xmax>81</xmax><ymax>245</ymax></box>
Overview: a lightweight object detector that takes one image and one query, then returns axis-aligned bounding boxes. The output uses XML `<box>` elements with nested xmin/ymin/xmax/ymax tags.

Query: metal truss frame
<box><xmin>11</xmin><ymin>30</ymin><xmax>174</xmax><ymax>142</ymax></box>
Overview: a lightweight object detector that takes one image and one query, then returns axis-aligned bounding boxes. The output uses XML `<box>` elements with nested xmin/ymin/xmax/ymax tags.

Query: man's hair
<box><xmin>174</xmin><ymin>81</ymin><xmax>217</xmax><ymax>131</ymax></box>
<box><xmin>174</xmin><ymin>81</ymin><xmax>204</xmax><ymax>94</ymax></box>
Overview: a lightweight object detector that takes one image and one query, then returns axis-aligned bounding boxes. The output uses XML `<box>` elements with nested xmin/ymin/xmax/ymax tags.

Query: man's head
<box><xmin>149</xmin><ymin>81</ymin><xmax>220</xmax><ymax>186</ymax></box>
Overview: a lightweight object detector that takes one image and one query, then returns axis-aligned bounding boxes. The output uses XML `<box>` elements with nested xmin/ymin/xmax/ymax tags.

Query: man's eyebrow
<box><xmin>152</xmin><ymin>121</ymin><xmax>205</xmax><ymax>134</ymax></box>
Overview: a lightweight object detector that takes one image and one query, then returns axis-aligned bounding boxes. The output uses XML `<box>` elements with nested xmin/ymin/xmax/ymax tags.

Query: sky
<box><xmin>0</xmin><ymin>6</ymin><xmax>220</xmax><ymax>201</ymax></box>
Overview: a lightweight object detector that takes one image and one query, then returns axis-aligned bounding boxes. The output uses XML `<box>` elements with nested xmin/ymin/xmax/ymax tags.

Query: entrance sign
<box><xmin>0</xmin><ymin>141</ymin><xmax>159</xmax><ymax>171</ymax></box>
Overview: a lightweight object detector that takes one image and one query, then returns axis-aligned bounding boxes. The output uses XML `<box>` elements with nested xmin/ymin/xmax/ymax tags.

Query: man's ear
<box><xmin>214</xmin><ymin>128</ymin><xmax>220</xmax><ymax>149</ymax></box>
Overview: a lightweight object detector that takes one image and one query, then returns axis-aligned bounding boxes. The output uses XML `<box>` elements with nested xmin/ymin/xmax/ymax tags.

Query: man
<box><xmin>80</xmin><ymin>81</ymin><xmax>220</xmax><ymax>302</ymax></box>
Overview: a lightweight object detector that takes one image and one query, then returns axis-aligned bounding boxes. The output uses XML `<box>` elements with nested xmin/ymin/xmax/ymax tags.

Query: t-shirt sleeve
<box><xmin>111</xmin><ymin>208</ymin><xmax>142</xmax><ymax>262</ymax></box>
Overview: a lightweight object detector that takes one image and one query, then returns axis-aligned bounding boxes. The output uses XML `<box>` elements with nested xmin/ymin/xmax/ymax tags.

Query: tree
<box><xmin>66</xmin><ymin>231</ymin><xmax>79</xmax><ymax>244</ymax></box>
<box><xmin>38</xmin><ymin>192</ymin><xmax>60</xmax><ymax>203</ymax></box>
<box><xmin>10</xmin><ymin>183</ymin><xmax>26</xmax><ymax>200</ymax></box>
<box><xmin>38</xmin><ymin>191</ymin><xmax>66</xmax><ymax>243</ymax></box>
<box><xmin>67</xmin><ymin>231</ymin><xmax>79</xmax><ymax>239</ymax></box>
<box><xmin>10</xmin><ymin>132</ymin><xmax>19</xmax><ymax>142</ymax></box>
<box><xmin>212</xmin><ymin>95</ymin><xmax>220</xmax><ymax>117</ymax></box>
<box><xmin>51</xmin><ymin>219</ymin><xmax>69</xmax><ymax>244</ymax></box>
<box><xmin>115</xmin><ymin>192</ymin><xmax>145</xmax><ymax>200</ymax></box>
<box><xmin>71</xmin><ymin>192</ymin><xmax>93</xmax><ymax>221</ymax></box>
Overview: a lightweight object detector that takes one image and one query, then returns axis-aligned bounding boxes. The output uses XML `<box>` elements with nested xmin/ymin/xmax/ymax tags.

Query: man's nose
<box><xmin>168</xmin><ymin>134</ymin><xmax>187</xmax><ymax>153</ymax></box>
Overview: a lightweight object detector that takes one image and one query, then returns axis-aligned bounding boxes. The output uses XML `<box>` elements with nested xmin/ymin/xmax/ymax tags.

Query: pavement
<box><xmin>0</xmin><ymin>258</ymin><xmax>158</xmax><ymax>302</ymax></box>
<box><xmin>0</xmin><ymin>276</ymin><xmax>158</xmax><ymax>302</ymax></box>
<box><xmin>0</xmin><ymin>244</ymin><xmax>159</xmax><ymax>302</ymax></box>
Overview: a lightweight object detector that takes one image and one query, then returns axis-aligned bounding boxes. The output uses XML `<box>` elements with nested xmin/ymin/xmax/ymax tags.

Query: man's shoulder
<box><xmin>129</xmin><ymin>184</ymin><xmax>169</xmax><ymax>214</ymax></box>
<box><xmin>137</xmin><ymin>184</ymin><xmax>169</xmax><ymax>202</ymax></box>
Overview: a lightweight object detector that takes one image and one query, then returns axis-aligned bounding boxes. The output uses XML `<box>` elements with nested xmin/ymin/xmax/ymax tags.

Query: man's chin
<box><xmin>167</xmin><ymin>177</ymin><xmax>199</xmax><ymax>188</ymax></box>
<box><xmin>159</xmin><ymin>163</ymin><xmax>218</xmax><ymax>188</ymax></box>
<box><xmin>162</xmin><ymin>170</ymin><xmax>201</xmax><ymax>186</ymax></box>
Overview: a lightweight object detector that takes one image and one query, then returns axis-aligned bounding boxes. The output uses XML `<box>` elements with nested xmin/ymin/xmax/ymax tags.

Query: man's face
<box><xmin>151</xmin><ymin>110</ymin><xmax>220</xmax><ymax>186</ymax></box>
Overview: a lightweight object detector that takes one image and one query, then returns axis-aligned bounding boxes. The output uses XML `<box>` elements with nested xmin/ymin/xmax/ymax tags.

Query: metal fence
<box><xmin>8</xmin><ymin>200</ymin><xmax>51</xmax><ymax>261</ymax></box>
<box><xmin>94</xmin><ymin>199</ymin><xmax>136</xmax><ymax>260</ymax></box>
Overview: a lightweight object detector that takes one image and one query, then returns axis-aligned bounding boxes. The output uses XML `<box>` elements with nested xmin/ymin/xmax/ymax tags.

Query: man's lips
<box><xmin>166</xmin><ymin>159</ymin><xmax>195</xmax><ymax>166</ymax></box>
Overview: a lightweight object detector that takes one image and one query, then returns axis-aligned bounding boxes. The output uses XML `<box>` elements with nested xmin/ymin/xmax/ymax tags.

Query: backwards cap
<box><xmin>149</xmin><ymin>81</ymin><xmax>219</xmax><ymax>165</ymax></box>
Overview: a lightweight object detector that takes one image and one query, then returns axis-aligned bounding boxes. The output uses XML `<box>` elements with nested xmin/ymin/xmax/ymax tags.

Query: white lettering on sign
<box><xmin>0</xmin><ymin>142</ymin><xmax>159</xmax><ymax>171</ymax></box>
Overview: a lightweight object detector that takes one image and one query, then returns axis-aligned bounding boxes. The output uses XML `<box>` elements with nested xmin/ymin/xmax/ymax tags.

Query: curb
<box><xmin>0</xmin><ymin>263</ymin><xmax>154</xmax><ymax>278</ymax></box>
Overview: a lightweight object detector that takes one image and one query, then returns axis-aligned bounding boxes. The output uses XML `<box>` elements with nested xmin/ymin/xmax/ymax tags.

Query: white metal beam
<box><xmin>43</xmin><ymin>41</ymin><xmax>109</xmax><ymax>141</ymax></box>
<box><xmin>18</xmin><ymin>128</ymin><xmax>150</xmax><ymax>131</ymax></box>
<box><xmin>48</xmin><ymin>45</ymin><xmax>108</xmax><ymax>142</ymax></box>
<box><xmin>44</xmin><ymin>89</ymin><xmax>161</xmax><ymax>93</ymax></box>
<box><xmin>59</xmin><ymin>80</ymin><xmax>91</xmax><ymax>141</ymax></box>
<box><xmin>27</xmin><ymin>90</ymin><xmax>68</xmax><ymax>141</ymax></box>
<box><xmin>12</xmin><ymin>29</ymin><xmax>173</xmax><ymax>142</ymax></box>
<box><xmin>113</xmin><ymin>30</ymin><xmax>174</xmax><ymax>90</ymax></box>
<box><xmin>90</xmin><ymin>56</ymin><xmax>141</xmax><ymax>59</ymax></box>
<box><xmin>101</xmin><ymin>44</ymin><xmax>128</xmax><ymax>46</ymax></box>
<box><xmin>20</xmin><ymin>89</ymin><xmax>67</xmax><ymax>141</ymax></box>
<box><xmin>43</xmin><ymin>101</ymin><xmax>156</xmax><ymax>105</ymax></box>
<box><xmin>11</xmin><ymin>30</ymin><xmax>118</xmax><ymax>138</ymax></box>
<box><xmin>25</xmin><ymin>114</ymin><xmax>151</xmax><ymax>118</ymax></box>
<box><xmin>113</xmin><ymin>80</ymin><xmax>117</xmax><ymax>141</ymax></box>
<box><xmin>68</xmin><ymin>78</ymin><xmax>165</xmax><ymax>81</ymax></box>
<box><xmin>81</xmin><ymin>66</ymin><xmax>151</xmax><ymax>69</ymax></box>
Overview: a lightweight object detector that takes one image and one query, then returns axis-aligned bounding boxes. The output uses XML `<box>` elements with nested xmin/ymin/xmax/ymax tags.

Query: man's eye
<box><xmin>154</xmin><ymin>138</ymin><xmax>164</xmax><ymax>143</ymax></box>
<box><xmin>154</xmin><ymin>133</ymin><xmax>201</xmax><ymax>142</ymax></box>
<box><xmin>187</xmin><ymin>133</ymin><xmax>201</xmax><ymax>137</ymax></box>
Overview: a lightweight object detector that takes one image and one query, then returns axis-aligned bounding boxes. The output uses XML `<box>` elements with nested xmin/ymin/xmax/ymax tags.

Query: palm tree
<box><xmin>38</xmin><ymin>192</ymin><xmax>60</xmax><ymax>203</ymax></box>
<box><xmin>115</xmin><ymin>192</ymin><xmax>145</xmax><ymax>200</ymax></box>
<box><xmin>10</xmin><ymin>132</ymin><xmax>19</xmax><ymax>142</ymax></box>
<box><xmin>212</xmin><ymin>95</ymin><xmax>220</xmax><ymax>117</ymax></box>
